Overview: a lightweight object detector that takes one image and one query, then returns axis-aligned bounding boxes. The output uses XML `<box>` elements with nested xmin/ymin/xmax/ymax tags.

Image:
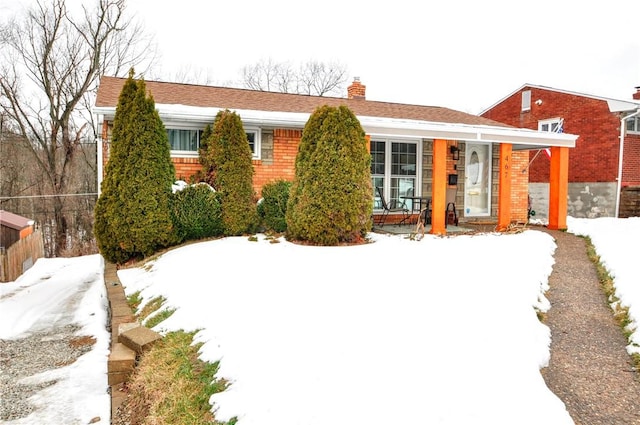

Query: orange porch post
<box><xmin>430</xmin><ymin>139</ymin><xmax>447</xmax><ymax>235</ymax></box>
<box><xmin>548</xmin><ymin>146</ymin><xmax>569</xmax><ymax>230</ymax></box>
<box><xmin>496</xmin><ymin>143</ymin><xmax>512</xmax><ymax>231</ymax></box>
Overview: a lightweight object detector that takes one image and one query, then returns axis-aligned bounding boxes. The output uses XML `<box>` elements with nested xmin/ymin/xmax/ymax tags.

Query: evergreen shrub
<box><xmin>94</xmin><ymin>70</ymin><xmax>177</xmax><ymax>264</ymax></box>
<box><xmin>201</xmin><ymin>110</ymin><xmax>258</xmax><ymax>235</ymax></box>
<box><xmin>257</xmin><ymin>180</ymin><xmax>292</xmax><ymax>233</ymax></box>
<box><xmin>172</xmin><ymin>183</ymin><xmax>223</xmax><ymax>242</ymax></box>
<box><xmin>286</xmin><ymin>105</ymin><xmax>372</xmax><ymax>245</ymax></box>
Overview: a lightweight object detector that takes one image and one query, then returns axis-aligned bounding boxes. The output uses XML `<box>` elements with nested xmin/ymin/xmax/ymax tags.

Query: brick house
<box><xmin>481</xmin><ymin>84</ymin><xmax>640</xmax><ymax>219</ymax></box>
<box><xmin>94</xmin><ymin>77</ymin><xmax>577</xmax><ymax>234</ymax></box>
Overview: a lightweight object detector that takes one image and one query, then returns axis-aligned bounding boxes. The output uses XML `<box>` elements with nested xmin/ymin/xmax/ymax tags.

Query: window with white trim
<box><xmin>167</xmin><ymin>129</ymin><xmax>203</xmax><ymax>153</ymax></box>
<box><xmin>521</xmin><ymin>90</ymin><xmax>531</xmax><ymax>112</ymax></box>
<box><xmin>538</xmin><ymin>118</ymin><xmax>563</xmax><ymax>133</ymax></box>
<box><xmin>626</xmin><ymin>116</ymin><xmax>640</xmax><ymax>134</ymax></box>
<box><xmin>245</xmin><ymin>128</ymin><xmax>261</xmax><ymax>159</ymax></box>
<box><xmin>371</xmin><ymin>139</ymin><xmax>419</xmax><ymax>211</ymax></box>
<box><xmin>166</xmin><ymin>127</ymin><xmax>261</xmax><ymax>159</ymax></box>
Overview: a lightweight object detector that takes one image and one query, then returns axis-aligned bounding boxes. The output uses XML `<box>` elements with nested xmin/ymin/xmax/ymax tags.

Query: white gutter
<box><xmin>615</xmin><ymin>108</ymin><xmax>640</xmax><ymax>217</ymax></box>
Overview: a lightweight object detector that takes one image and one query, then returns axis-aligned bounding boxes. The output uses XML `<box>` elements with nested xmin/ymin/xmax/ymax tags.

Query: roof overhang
<box><xmin>93</xmin><ymin>103</ymin><xmax>578</xmax><ymax>150</ymax></box>
<box><xmin>607</xmin><ymin>99</ymin><xmax>640</xmax><ymax>113</ymax></box>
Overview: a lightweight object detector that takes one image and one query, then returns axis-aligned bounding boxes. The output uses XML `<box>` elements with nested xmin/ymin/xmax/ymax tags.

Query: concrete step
<box><xmin>119</xmin><ymin>324</ymin><xmax>162</xmax><ymax>354</ymax></box>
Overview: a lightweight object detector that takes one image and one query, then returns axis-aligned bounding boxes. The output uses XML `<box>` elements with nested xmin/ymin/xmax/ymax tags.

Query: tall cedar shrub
<box><xmin>171</xmin><ymin>184</ymin><xmax>223</xmax><ymax>242</ymax></box>
<box><xmin>201</xmin><ymin>110</ymin><xmax>258</xmax><ymax>235</ymax></box>
<box><xmin>257</xmin><ymin>180</ymin><xmax>292</xmax><ymax>233</ymax></box>
<box><xmin>196</xmin><ymin>124</ymin><xmax>215</xmax><ymax>185</ymax></box>
<box><xmin>286</xmin><ymin>105</ymin><xmax>372</xmax><ymax>245</ymax></box>
<box><xmin>94</xmin><ymin>70</ymin><xmax>177</xmax><ymax>264</ymax></box>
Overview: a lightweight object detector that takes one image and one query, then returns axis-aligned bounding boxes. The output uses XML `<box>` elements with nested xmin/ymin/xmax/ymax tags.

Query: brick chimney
<box><xmin>633</xmin><ymin>86</ymin><xmax>640</xmax><ymax>100</ymax></box>
<box><xmin>347</xmin><ymin>77</ymin><xmax>366</xmax><ymax>99</ymax></box>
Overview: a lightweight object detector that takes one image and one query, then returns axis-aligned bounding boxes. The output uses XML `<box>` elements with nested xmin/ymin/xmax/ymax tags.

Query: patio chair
<box><xmin>375</xmin><ymin>186</ymin><xmax>410</xmax><ymax>226</ymax></box>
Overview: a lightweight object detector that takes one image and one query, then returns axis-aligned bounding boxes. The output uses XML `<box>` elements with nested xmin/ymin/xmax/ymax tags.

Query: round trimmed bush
<box><xmin>258</xmin><ymin>180</ymin><xmax>292</xmax><ymax>233</ymax></box>
<box><xmin>172</xmin><ymin>183</ymin><xmax>223</xmax><ymax>242</ymax></box>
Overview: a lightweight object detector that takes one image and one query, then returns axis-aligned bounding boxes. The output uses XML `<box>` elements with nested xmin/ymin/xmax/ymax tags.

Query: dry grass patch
<box><xmin>126</xmin><ymin>330</ymin><xmax>232</xmax><ymax>425</ymax></box>
<box><xmin>69</xmin><ymin>335</ymin><xmax>96</xmax><ymax>348</ymax></box>
<box><xmin>584</xmin><ymin>236</ymin><xmax>640</xmax><ymax>370</ymax></box>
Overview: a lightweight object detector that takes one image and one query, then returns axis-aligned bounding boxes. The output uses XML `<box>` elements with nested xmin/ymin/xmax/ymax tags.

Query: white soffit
<box><xmin>608</xmin><ymin>99</ymin><xmax>640</xmax><ymax>113</ymax></box>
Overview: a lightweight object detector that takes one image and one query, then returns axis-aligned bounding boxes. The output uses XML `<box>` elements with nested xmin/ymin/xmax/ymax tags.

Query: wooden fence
<box><xmin>0</xmin><ymin>229</ymin><xmax>45</xmax><ymax>282</ymax></box>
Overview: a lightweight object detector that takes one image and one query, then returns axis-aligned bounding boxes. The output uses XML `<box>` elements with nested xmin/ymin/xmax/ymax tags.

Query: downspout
<box><xmin>96</xmin><ymin>115</ymin><xmax>104</xmax><ymax>196</ymax></box>
<box><xmin>615</xmin><ymin>108</ymin><xmax>640</xmax><ymax>217</ymax></box>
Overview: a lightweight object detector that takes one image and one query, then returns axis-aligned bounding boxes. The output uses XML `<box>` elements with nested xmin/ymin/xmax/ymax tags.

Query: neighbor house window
<box><xmin>539</xmin><ymin>118</ymin><xmax>563</xmax><ymax>133</ymax></box>
<box><xmin>371</xmin><ymin>139</ymin><xmax>419</xmax><ymax>211</ymax></box>
<box><xmin>627</xmin><ymin>116</ymin><xmax>640</xmax><ymax>134</ymax></box>
<box><xmin>521</xmin><ymin>90</ymin><xmax>531</xmax><ymax>112</ymax></box>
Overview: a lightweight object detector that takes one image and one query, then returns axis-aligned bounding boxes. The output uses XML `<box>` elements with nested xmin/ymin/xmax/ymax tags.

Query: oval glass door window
<box><xmin>469</xmin><ymin>150</ymin><xmax>480</xmax><ymax>185</ymax></box>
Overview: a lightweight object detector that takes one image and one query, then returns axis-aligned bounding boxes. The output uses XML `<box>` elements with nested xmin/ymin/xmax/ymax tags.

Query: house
<box><xmin>0</xmin><ymin>210</ymin><xmax>44</xmax><ymax>282</ymax></box>
<box><xmin>93</xmin><ymin>76</ymin><xmax>577</xmax><ymax>235</ymax></box>
<box><xmin>480</xmin><ymin>84</ymin><xmax>640</xmax><ymax>219</ymax></box>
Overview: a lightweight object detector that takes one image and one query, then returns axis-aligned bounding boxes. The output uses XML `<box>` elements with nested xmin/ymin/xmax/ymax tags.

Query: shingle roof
<box><xmin>95</xmin><ymin>76</ymin><xmax>510</xmax><ymax>128</ymax></box>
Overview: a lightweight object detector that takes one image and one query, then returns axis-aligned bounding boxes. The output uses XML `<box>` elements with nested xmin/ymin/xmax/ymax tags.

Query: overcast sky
<box><xmin>3</xmin><ymin>0</ymin><xmax>639</xmax><ymax>114</ymax></box>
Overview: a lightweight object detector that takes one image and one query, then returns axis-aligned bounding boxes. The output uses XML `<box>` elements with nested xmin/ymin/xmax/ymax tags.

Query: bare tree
<box><xmin>0</xmin><ymin>0</ymin><xmax>156</xmax><ymax>256</ymax></box>
<box><xmin>241</xmin><ymin>58</ymin><xmax>348</xmax><ymax>97</ymax></box>
<box><xmin>297</xmin><ymin>60</ymin><xmax>348</xmax><ymax>96</ymax></box>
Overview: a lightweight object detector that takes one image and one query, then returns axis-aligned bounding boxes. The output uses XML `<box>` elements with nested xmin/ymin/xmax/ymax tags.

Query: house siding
<box><xmin>100</xmin><ymin>122</ymin><xmax>301</xmax><ymax>197</ymax></box>
<box><xmin>422</xmin><ymin>142</ymin><xmax>529</xmax><ymax>224</ymax></box>
<box><xmin>510</xmin><ymin>151</ymin><xmax>530</xmax><ymax>223</ymax></box>
<box><xmin>173</xmin><ymin>157</ymin><xmax>202</xmax><ymax>182</ymax></box>
<box><xmin>99</xmin><ymin>119</ymin><xmax>531</xmax><ymax>222</ymax></box>
<box><xmin>623</xmin><ymin>132</ymin><xmax>640</xmax><ymax>186</ymax></box>
<box><xmin>253</xmin><ymin>129</ymin><xmax>300</xmax><ymax>197</ymax></box>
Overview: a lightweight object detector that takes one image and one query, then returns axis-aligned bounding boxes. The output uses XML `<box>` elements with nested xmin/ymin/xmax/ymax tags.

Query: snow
<box><xmin>1</xmin><ymin>217</ymin><xmax>638</xmax><ymax>424</ymax></box>
<box><xmin>0</xmin><ymin>254</ymin><xmax>110</xmax><ymax>424</ymax></box>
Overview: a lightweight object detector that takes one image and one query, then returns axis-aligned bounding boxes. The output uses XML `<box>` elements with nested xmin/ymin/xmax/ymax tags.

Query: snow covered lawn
<box><xmin>118</xmin><ymin>230</ymin><xmax>572</xmax><ymax>425</ymax></box>
<box><xmin>3</xmin><ymin>217</ymin><xmax>638</xmax><ymax>424</ymax></box>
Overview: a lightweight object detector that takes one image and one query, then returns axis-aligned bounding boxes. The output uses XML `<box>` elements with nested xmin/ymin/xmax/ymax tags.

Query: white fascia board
<box><xmin>93</xmin><ymin>104</ymin><xmax>310</xmax><ymax>128</ymax></box>
<box><xmin>93</xmin><ymin>104</ymin><xmax>577</xmax><ymax>148</ymax></box>
<box><xmin>358</xmin><ymin>116</ymin><xmax>577</xmax><ymax>148</ymax></box>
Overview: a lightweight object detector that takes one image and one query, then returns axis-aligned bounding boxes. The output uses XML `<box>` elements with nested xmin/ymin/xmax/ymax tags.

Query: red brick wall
<box><xmin>100</xmin><ymin>120</ymin><xmax>533</xmax><ymax>223</ymax></box>
<box><xmin>253</xmin><ymin>129</ymin><xmax>301</xmax><ymax>196</ymax></box>
<box><xmin>623</xmin><ymin>133</ymin><xmax>640</xmax><ymax>186</ymax></box>
<box><xmin>510</xmin><ymin>151</ymin><xmax>529</xmax><ymax>223</ymax></box>
<box><xmin>101</xmin><ymin>122</ymin><xmax>303</xmax><ymax>197</ymax></box>
<box><xmin>166</xmin><ymin>131</ymin><xmax>303</xmax><ymax>197</ymax></box>
<box><xmin>482</xmin><ymin>87</ymin><xmax>621</xmax><ymax>184</ymax></box>
<box><xmin>173</xmin><ymin>157</ymin><xmax>202</xmax><ymax>182</ymax></box>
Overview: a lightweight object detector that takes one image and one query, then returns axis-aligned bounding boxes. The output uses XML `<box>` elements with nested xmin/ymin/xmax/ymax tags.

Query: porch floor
<box><xmin>372</xmin><ymin>222</ymin><xmax>475</xmax><ymax>235</ymax></box>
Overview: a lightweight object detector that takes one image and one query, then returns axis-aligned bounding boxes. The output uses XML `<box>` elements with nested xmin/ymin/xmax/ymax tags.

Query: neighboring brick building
<box><xmin>481</xmin><ymin>84</ymin><xmax>640</xmax><ymax>219</ymax></box>
<box><xmin>94</xmin><ymin>77</ymin><xmax>577</xmax><ymax>234</ymax></box>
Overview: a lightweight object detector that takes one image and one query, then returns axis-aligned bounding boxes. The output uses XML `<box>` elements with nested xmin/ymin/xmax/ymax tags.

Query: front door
<box><xmin>464</xmin><ymin>143</ymin><xmax>492</xmax><ymax>216</ymax></box>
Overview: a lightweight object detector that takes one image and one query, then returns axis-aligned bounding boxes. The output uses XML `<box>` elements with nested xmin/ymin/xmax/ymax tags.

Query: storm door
<box><xmin>464</xmin><ymin>143</ymin><xmax>492</xmax><ymax>216</ymax></box>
